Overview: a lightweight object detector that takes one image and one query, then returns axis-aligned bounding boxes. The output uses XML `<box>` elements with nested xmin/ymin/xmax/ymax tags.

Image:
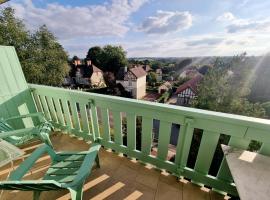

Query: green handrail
<box><xmin>29</xmin><ymin>83</ymin><xmax>270</xmax><ymax>196</ymax></box>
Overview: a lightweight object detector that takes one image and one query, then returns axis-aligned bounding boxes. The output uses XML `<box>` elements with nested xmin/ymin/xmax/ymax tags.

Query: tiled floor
<box><xmin>0</xmin><ymin>134</ymin><xmax>225</xmax><ymax>200</ymax></box>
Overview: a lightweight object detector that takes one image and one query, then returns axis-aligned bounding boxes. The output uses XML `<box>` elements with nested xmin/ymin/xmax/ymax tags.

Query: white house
<box><xmin>116</xmin><ymin>66</ymin><xmax>147</xmax><ymax>99</ymax></box>
<box><xmin>175</xmin><ymin>75</ymin><xmax>203</xmax><ymax>106</ymax></box>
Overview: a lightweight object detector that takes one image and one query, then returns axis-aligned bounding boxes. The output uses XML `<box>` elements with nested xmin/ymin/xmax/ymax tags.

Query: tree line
<box><xmin>0</xmin><ymin>7</ymin><xmax>69</xmax><ymax>86</ymax></box>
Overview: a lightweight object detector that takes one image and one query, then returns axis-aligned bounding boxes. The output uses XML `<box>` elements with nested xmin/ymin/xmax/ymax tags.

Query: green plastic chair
<box><xmin>0</xmin><ymin>118</ymin><xmax>101</xmax><ymax>200</ymax></box>
<box><xmin>0</xmin><ymin>112</ymin><xmax>53</xmax><ymax>146</ymax></box>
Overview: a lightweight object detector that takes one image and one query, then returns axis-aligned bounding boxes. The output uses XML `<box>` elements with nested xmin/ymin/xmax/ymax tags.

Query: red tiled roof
<box><xmin>175</xmin><ymin>75</ymin><xmax>203</xmax><ymax>95</ymax></box>
<box><xmin>130</xmin><ymin>67</ymin><xmax>147</xmax><ymax>78</ymax></box>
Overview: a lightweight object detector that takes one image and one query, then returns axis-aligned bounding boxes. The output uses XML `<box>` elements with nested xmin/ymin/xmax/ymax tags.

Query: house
<box><xmin>175</xmin><ymin>74</ymin><xmax>203</xmax><ymax>106</ymax></box>
<box><xmin>70</xmin><ymin>58</ymin><xmax>106</xmax><ymax>88</ymax></box>
<box><xmin>156</xmin><ymin>68</ymin><xmax>162</xmax><ymax>82</ymax></box>
<box><xmin>142</xmin><ymin>65</ymin><xmax>152</xmax><ymax>73</ymax></box>
<box><xmin>116</xmin><ymin>66</ymin><xmax>147</xmax><ymax>99</ymax></box>
<box><xmin>158</xmin><ymin>81</ymin><xmax>172</xmax><ymax>94</ymax></box>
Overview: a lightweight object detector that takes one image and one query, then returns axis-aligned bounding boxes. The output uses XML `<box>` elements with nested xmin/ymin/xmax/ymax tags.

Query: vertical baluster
<box><xmin>100</xmin><ymin>107</ymin><xmax>110</xmax><ymax>143</ymax></box>
<box><xmin>54</xmin><ymin>98</ymin><xmax>65</xmax><ymax>126</ymax></box>
<box><xmin>216</xmin><ymin>136</ymin><xmax>250</xmax><ymax>183</ymax></box>
<box><xmin>175</xmin><ymin>118</ymin><xmax>194</xmax><ymax>174</ymax></box>
<box><xmin>112</xmin><ymin>111</ymin><xmax>122</xmax><ymax>145</ymax></box>
<box><xmin>157</xmin><ymin>121</ymin><xmax>171</xmax><ymax>161</ymax></box>
<box><xmin>70</xmin><ymin>100</ymin><xmax>81</xmax><ymax>133</ymax></box>
<box><xmin>46</xmin><ymin>97</ymin><xmax>58</xmax><ymax>123</ymax></box>
<box><xmin>194</xmin><ymin>131</ymin><xmax>220</xmax><ymax>176</ymax></box>
<box><xmin>141</xmin><ymin>116</ymin><xmax>152</xmax><ymax>155</ymax></box>
<box><xmin>32</xmin><ymin>93</ymin><xmax>43</xmax><ymax>113</ymax></box>
<box><xmin>89</xmin><ymin>101</ymin><xmax>100</xmax><ymax>142</ymax></box>
<box><xmin>259</xmin><ymin>143</ymin><xmax>270</xmax><ymax>156</ymax></box>
<box><xmin>127</xmin><ymin>113</ymin><xmax>136</xmax><ymax>151</ymax></box>
<box><xmin>61</xmin><ymin>100</ymin><xmax>72</xmax><ymax>131</ymax></box>
<box><xmin>39</xmin><ymin>95</ymin><xmax>51</xmax><ymax>120</ymax></box>
<box><xmin>79</xmin><ymin>103</ymin><xmax>90</xmax><ymax>136</ymax></box>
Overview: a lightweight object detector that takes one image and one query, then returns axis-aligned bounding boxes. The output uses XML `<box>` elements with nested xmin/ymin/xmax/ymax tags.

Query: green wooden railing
<box><xmin>29</xmin><ymin>84</ymin><xmax>270</xmax><ymax>196</ymax></box>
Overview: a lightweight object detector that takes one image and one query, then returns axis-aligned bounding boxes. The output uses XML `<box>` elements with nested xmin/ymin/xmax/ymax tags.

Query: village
<box><xmin>63</xmin><ymin>56</ymin><xmax>210</xmax><ymax>107</ymax></box>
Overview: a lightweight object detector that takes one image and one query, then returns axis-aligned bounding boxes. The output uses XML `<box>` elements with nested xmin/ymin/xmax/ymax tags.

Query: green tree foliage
<box><xmin>28</xmin><ymin>25</ymin><xmax>69</xmax><ymax>85</ymax></box>
<box><xmin>86</xmin><ymin>46</ymin><xmax>102</xmax><ymax>67</ymax></box>
<box><xmin>86</xmin><ymin>45</ymin><xmax>128</xmax><ymax>74</ymax></box>
<box><xmin>148</xmin><ymin>72</ymin><xmax>157</xmax><ymax>84</ymax></box>
<box><xmin>0</xmin><ymin>7</ymin><xmax>69</xmax><ymax>86</ymax></box>
<box><xmin>193</xmin><ymin>54</ymin><xmax>265</xmax><ymax>118</ymax></box>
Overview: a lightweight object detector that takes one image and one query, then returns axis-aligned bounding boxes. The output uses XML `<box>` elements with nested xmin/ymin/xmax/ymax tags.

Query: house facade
<box><xmin>116</xmin><ymin>67</ymin><xmax>147</xmax><ymax>99</ymax></box>
<box><xmin>158</xmin><ymin>81</ymin><xmax>172</xmax><ymax>94</ymax></box>
<box><xmin>175</xmin><ymin>75</ymin><xmax>203</xmax><ymax>106</ymax></box>
<box><xmin>69</xmin><ymin>58</ymin><xmax>106</xmax><ymax>88</ymax></box>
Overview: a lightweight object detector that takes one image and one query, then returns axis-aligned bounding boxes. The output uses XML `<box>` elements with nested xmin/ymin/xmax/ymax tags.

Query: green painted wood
<box><xmin>32</xmin><ymin>93</ymin><xmax>43</xmax><ymax>113</ymax></box>
<box><xmin>100</xmin><ymin>108</ymin><xmax>111</xmax><ymax>142</ymax></box>
<box><xmin>78</xmin><ymin>103</ymin><xmax>90</xmax><ymax>136</ymax></box>
<box><xmin>174</xmin><ymin>124</ymin><xmax>186</xmax><ymax>167</ymax></box>
<box><xmin>69</xmin><ymin>100</ymin><xmax>81</xmax><ymax>132</ymax></box>
<box><xmin>157</xmin><ymin>121</ymin><xmax>171</xmax><ymax>161</ymax></box>
<box><xmin>126</xmin><ymin>113</ymin><xmax>136</xmax><ymax>151</ymax></box>
<box><xmin>112</xmin><ymin>111</ymin><xmax>122</xmax><ymax>145</ymax></box>
<box><xmin>47</xmin><ymin>97</ymin><xmax>58</xmax><ymax>123</ymax></box>
<box><xmin>216</xmin><ymin>137</ymin><xmax>250</xmax><ymax>183</ymax></box>
<box><xmin>141</xmin><ymin>116</ymin><xmax>153</xmax><ymax>155</ymax></box>
<box><xmin>178</xmin><ymin>120</ymin><xmax>194</xmax><ymax>173</ymax></box>
<box><xmin>89</xmin><ymin>102</ymin><xmax>100</xmax><ymax>141</ymax></box>
<box><xmin>61</xmin><ymin>99</ymin><xmax>73</xmax><ymax>130</ymax></box>
<box><xmin>259</xmin><ymin>143</ymin><xmax>270</xmax><ymax>156</ymax></box>
<box><xmin>39</xmin><ymin>96</ymin><xmax>51</xmax><ymax>120</ymax></box>
<box><xmin>27</xmin><ymin>84</ymin><xmax>270</xmax><ymax>197</ymax></box>
<box><xmin>194</xmin><ymin>131</ymin><xmax>220</xmax><ymax>175</ymax></box>
<box><xmin>54</xmin><ymin>98</ymin><xmax>65</xmax><ymax>126</ymax></box>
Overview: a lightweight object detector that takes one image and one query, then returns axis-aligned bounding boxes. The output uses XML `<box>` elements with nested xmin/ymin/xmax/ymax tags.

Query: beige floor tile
<box><xmin>135</xmin><ymin>166</ymin><xmax>161</xmax><ymax>190</ymax></box>
<box><xmin>155</xmin><ymin>181</ymin><xmax>182</xmax><ymax>200</ymax></box>
<box><xmin>183</xmin><ymin>182</ymin><xmax>211</xmax><ymax>200</ymax></box>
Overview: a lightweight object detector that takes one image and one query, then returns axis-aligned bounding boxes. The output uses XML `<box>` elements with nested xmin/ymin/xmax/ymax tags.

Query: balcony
<box><xmin>0</xmin><ymin>134</ymin><xmax>224</xmax><ymax>200</ymax></box>
<box><xmin>1</xmin><ymin>46</ymin><xmax>270</xmax><ymax>199</ymax></box>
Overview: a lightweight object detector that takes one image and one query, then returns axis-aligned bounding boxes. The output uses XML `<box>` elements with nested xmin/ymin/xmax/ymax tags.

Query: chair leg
<box><xmin>33</xmin><ymin>191</ymin><xmax>41</xmax><ymax>200</ymax></box>
<box><xmin>69</xmin><ymin>187</ymin><xmax>83</xmax><ymax>200</ymax></box>
<box><xmin>95</xmin><ymin>155</ymin><xmax>100</xmax><ymax>168</ymax></box>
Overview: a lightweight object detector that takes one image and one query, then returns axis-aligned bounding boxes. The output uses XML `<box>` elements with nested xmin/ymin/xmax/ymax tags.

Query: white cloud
<box><xmin>227</xmin><ymin>20</ymin><xmax>270</xmax><ymax>33</ymax></box>
<box><xmin>216</xmin><ymin>12</ymin><xmax>235</xmax><ymax>22</ymax></box>
<box><xmin>139</xmin><ymin>10</ymin><xmax>192</xmax><ymax>34</ymax></box>
<box><xmin>217</xmin><ymin>12</ymin><xmax>270</xmax><ymax>34</ymax></box>
<box><xmin>7</xmin><ymin>0</ymin><xmax>148</xmax><ymax>39</ymax></box>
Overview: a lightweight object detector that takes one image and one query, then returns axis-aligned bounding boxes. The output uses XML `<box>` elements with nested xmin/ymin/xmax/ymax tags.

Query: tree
<box><xmin>148</xmin><ymin>72</ymin><xmax>157</xmax><ymax>85</ymax></box>
<box><xmin>28</xmin><ymin>25</ymin><xmax>69</xmax><ymax>86</ymax></box>
<box><xmin>0</xmin><ymin>7</ymin><xmax>69</xmax><ymax>86</ymax></box>
<box><xmin>193</xmin><ymin>55</ymin><xmax>265</xmax><ymax>118</ymax></box>
<box><xmin>86</xmin><ymin>46</ymin><xmax>103</xmax><ymax>67</ymax></box>
<box><xmin>0</xmin><ymin>7</ymin><xmax>31</xmax><ymax>68</ymax></box>
<box><xmin>86</xmin><ymin>45</ymin><xmax>127</xmax><ymax>74</ymax></box>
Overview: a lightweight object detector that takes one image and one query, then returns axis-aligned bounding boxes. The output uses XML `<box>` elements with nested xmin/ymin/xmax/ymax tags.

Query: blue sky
<box><xmin>2</xmin><ymin>0</ymin><xmax>270</xmax><ymax>57</ymax></box>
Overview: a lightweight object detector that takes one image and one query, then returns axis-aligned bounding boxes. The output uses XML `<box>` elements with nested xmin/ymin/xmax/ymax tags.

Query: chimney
<box><xmin>74</xmin><ymin>60</ymin><xmax>81</xmax><ymax>66</ymax></box>
<box><xmin>87</xmin><ymin>60</ymin><xmax>92</xmax><ymax>66</ymax></box>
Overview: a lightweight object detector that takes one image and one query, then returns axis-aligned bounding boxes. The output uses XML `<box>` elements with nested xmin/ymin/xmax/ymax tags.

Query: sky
<box><xmin>2</xmin><ymin>0</ymin><xmax>270</xmax><ymax>58</ymax></box>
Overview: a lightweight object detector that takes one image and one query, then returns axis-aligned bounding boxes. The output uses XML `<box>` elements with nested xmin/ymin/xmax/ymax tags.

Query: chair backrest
<box><xmin>0</xmin><ymin>46</ymin><xmax>38</xmax><ymax>128</ymax></box>
<box><xmin>0</xmin><ymin>119</ymin><xmax>14</xmax><ymax>132</ymax></box>
<box><xmin>36</xmin><ymin>122</ymin><xmax>54</xmax><ymax>148</ymax></box>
